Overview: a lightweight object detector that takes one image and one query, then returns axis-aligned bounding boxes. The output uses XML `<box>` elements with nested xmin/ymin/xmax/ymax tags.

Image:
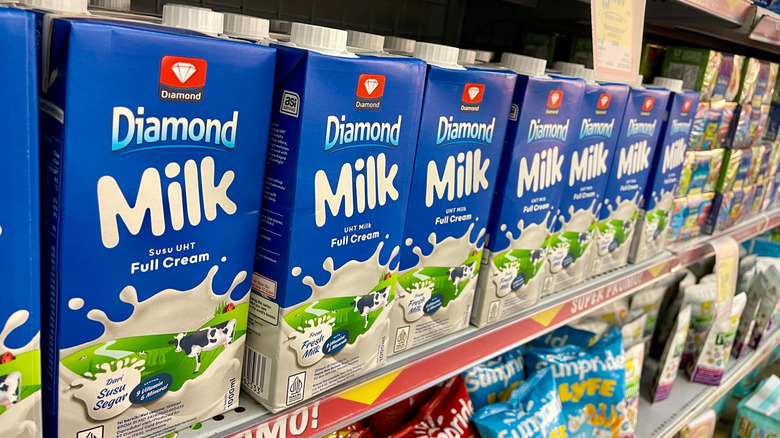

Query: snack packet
<box><xmin>462</xmin><ymin>348</ymin><xmax>525</xmax><ymax>410</ymax></box>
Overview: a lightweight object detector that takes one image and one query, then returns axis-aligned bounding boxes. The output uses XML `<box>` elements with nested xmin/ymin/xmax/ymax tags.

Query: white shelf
<box><xmin>635</xmin><ymin>319</ymin><xmax>780</xmax><ymax>438</ymax></box>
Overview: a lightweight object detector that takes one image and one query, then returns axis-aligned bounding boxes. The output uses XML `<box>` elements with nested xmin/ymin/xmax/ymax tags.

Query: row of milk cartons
<box><xmin>0</xmin><ymin>3</ymin><xmax>700</xmax><ymax>438</ymax></box>
<box><xmin>243</xmin><ymin>32</ymin><xmax>700</xmax><ymax>413</ymax></box>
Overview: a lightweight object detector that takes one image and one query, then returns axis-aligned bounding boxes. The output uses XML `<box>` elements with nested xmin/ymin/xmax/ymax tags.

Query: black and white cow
<box><xmin>448</xmin><ymin>261</ymin><xmax>477</xmax><ymax>294</ymax></box>
<box><xmin>578</xmin><ymin>231</ymin><xmax>591</xmax><ymax>246</ymax></box>
<box><xmin>352</xmin><ymin>286</ymin><xmax>390</xmax><ymax>329</ymax></box>
<box><xmin>622</xmin><ymin>221</ymin><xmax>634</xmax><ymax>234</ymax></box>
<box><xmin>530</xmin><ymin>248</ymin><xmax>547</xmax><ymax>265</ymax></box>
<box><xmin>0</xmin><ymin>371</ymin><xmax>21</xmax><ymax>409</ymax></box>
<box><xmin>169</xmin><ymin>319</ymin><xmax>236</xmax><ymax>374</ymax></box>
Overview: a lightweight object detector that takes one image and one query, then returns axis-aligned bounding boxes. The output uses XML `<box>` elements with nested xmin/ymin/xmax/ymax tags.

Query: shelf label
<box><xmin>710</xmin><ymin>236</ymin><xmax>739</xmax><ymax>303</ymax></box>
<box><xmin>591</xmin><ymin>0</ymin><xmax>646</xmax><ymax>84</ymax></box>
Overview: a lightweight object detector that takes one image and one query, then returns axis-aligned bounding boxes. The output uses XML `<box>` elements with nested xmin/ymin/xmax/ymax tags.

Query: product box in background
<box><xmin>732</xmin><ymin>375</ymin><xmax>780</xmax><ymax>438</ymax></box>
<box><xmin>661</xmin><ymin>47</ymin><xmax>720</xmax><ymax>100</ymax></box>
<box><xmin>37</xmin><ymin>10</ymin><xmax>275</xmax><ymax>437</ymax></box>
<box><xmin>245</xmin><ymin>26</ymin><xmax>426</xmax><ymax>410</ymax></box>
<box><xmin>390</xmin><ymin>48</ymin><xmax>515</xmax><ymax>355</ymax></box>
<box><xmin>0</xmin><ymin>7</ymin><xmax>42</xmax><ymax>438</ymax></box>
<box><xmin>473</xmin><ymin>55</ymin><xmax>584</xmax><ymax>326</ymax></box>
<box><xmin>590</xmin><ymin>85</ymin><xmax>669</xmax><ymax>276</ymax></box>
<box><xmin>639</xmin><ymin>43</ymin><xmax>666</xmax><ymax>84</ymax></box>
<box><xmin>630</xmin><ymin>81</ymin><xmax>699</xmax><ymax>264</ymax></box>
<box><xmin>545</xmin><ymin>81</ymin><xmax>629</xmax><ymax>291</ymax></box>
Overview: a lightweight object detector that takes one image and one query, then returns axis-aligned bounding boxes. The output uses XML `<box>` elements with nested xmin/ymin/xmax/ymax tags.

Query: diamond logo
<box><xmin>643</xmin><ymin>97</ymin><xmax>655</xmax><ymax>111</ymax></box>
<box><xmin>468</xmin><ymin>86</ymin><xmax>480</xmax><ymax>100</ymax></box>
<box><xmin>601</xmin><ymin>96</ymin><xmax>608</xmax><ymax>105</ymax></box>
<box><xmin>682</xmin><ymin>99</ymin><xmax>692</xmax><ymax>113</ymax></box>
<box><xmin>171</xmin><ymin>62</ymin><xmax>197</xmax><ymax>84</ymax></box>
<box><xmin>546</xmin><ymin>90</ymin><xmax>563</xmax><ymax>111</ymax></box>
<box><xmin>364</xmin><ymin>78</ymin><xmax>379</xmax><ymax>95</ymax></box>
<box><xmin>596</xmin><ymin>93</ymin><xmax>612</xmax><ymax>112</ymax></box>
<box><xmin>460</xmin><ymin>83</ymin><xmax>484</xmax><ymax>112</ymax></box>
<box><xmin>159</xmin><ymin>56</ymin><xmax>207</xmax><ymax>103</ymax></box>
<box><xmin>551</xmin><ymin>94</ymin><xmax>559</xmax><ymax>104</ymax></box>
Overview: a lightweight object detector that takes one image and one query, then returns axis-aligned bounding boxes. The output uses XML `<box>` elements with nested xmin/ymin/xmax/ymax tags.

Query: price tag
<box><xmin>710</xmin><ymin>236</ymin><xmax>739</xmax><ymax>303</ymax></box>
<box><xmin>590</xmin><ymin>0</ymin><xmax>646</xmax><ymax>84</ymax></box>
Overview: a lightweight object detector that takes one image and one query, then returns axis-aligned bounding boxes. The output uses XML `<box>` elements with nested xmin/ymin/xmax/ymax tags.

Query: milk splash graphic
<box><xmin>549</xmin><ymin>199</ymin><xmax>599</xmax><ymax>274</ymax></box>
<box><xmin>640</xmin><ymin>189</ymin><xmax>675</xmax><ymax>249</ymax></box>
<box><xmin>56</xmin><ymin>265</ymin><xmax>249</xmax><ymax>437</ymax></box>
<box><xmin>397</xmin><ymin>224</ymin><xmax>485</xmax><ymax>324</ymax></box>
<box><xmin>73</xmin><ymin>358</ymin><xmax>145</xmax><ymax>420</ymax></box>
<box><xmin>481</xmin><ymin>211</ymin><xmax>553</xmax><ymax>306</ymax></box>
<box><xmin>594</xmin><ymin>193</ymin><xmax>641</xmax><ymax>275</ymax></box>
<box><xmin>284</xmin><ymin>241</ymin><xmax>399</xmax><ymax>367</ymax></box>
<box><xmin>0</xmin><ymin>311</ymin><xmax>41</xmax><ymax>438</ymax></box>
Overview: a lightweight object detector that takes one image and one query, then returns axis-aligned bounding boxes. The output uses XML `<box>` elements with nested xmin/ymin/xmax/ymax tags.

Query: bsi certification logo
<box><xmin>159</xmin><ymin>56</ymin><xmax>207</xmax><ymax>103</ymax></box>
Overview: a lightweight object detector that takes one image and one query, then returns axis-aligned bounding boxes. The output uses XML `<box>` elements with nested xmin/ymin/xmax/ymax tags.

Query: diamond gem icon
<box><xmin>601</xmin><ymin>96</ymin><xmax>608</xmax><ymax>106</ymax></box>
<box><xmin>551</xmin><ymin>93</ymin><xmax>560</xmax><ymax>104</ymax></box>
<box><xmin>171</xmin><ymin>62</ymin><xmax>197</xmax><ymax>84</ymax></box>
<box><xmin>468</xmin><ymin>86</ymin><xmax>480</xmax><ymax>100</ymax></box>
<box><xmin>364</xmin><ymin>78</ymin><xmax>379</xmax><ymax>95</ymax></box>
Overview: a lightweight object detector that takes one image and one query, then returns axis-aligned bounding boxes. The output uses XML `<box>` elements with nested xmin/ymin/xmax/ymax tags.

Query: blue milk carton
<box><xmin>243</xmin><ymin>24</ymin><xmax>425</xmax><ymax>411</ymax></box>
<box><xmin>472</xmin><ymin>54</ymin><xmax>585</xmax><ymax>327</ymax></box>
<box><xmin>389</xmin><ymin>44</ymin><xmax>515</xmax><ymax>355</ymax></box>
<box><xmin>36</xmin><ymin>6</ymin><xmax>275</xmax><ymax>437</ymax></box>
<box><xmin>544</xmin><ymin>70</ymin><xmax>630</xmax><ymax>293</ymax></box>
<box><xmin>0</xmin><ymin>7</ymin><xmax>42</xmax><ymax>438</ymax></box>
<box><xmin>590</xmin><ymin>85</ymin><xmax>670</xmax><ymax>277</ymax></box>
<box><xmin>630</xmin><ymin>78</ymin><xmax>700</xmax><ymax>264</ymax></box>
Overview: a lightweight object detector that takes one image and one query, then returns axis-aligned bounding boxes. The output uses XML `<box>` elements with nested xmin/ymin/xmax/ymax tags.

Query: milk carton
<box><xmin>472</xmin><ymin>54</ymin><xmax>585</xmax><ymax>327</ymax></box>
<box><xmin>590</xmin><ymin>85</ymin><xmax>670</xmax><ymax>276</ymax></box>
<box><xmin>0</xmin><ymin>7</ymin><xmax>42</xmax><ymax>438</ymax></box>
<box><xmin>545</xmin><ymin>69</ymin><xmax>630</xmax><ymax>292</ymax></box>
<box><xmin>36</xmin><ymin>6</ymin><xmax>275</xmax><ymax>437</ymax></box>
<box><xmin>243</xmin><ymin>24</ymin><xmax>425</xmax><ymax>410</ymax></box>
<box><xmin>389</xmin><ymin>44</ymin><xmax>515</xmax><ymax>355</ymax></box>
<box><xmin>630</xmin><ymin>78</ymin><xmax>700</xmax><ymax>264</ymax></box>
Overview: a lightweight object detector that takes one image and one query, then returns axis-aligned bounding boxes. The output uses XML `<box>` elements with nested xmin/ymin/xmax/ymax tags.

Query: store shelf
<box><xmin>174</xmin><ymin>208</ymin><xmax>780</xmax><ymax>438</ymax></box>
<box><xmin>671</xmin><ymin>211</ymin><xmax>771</xmax><ymax>267</ymax></box>
<box><xmin>635</xmin><ymin>318</ymin><xmax>780</xmax><ymax>438</ymax></box>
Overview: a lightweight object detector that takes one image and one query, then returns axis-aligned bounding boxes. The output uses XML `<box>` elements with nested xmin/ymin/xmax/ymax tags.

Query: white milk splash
<box><xmin>396</xmin><ymin>224</ymin><xmax>484</xmax><ymax>324</ymax></box>
<box><xmin>285</xmin><ymin>241</ymin><xmax>399</xmax><ymax>367</ymax></box>
<box><xmin>0</xmin><ymin>311</ymin><xmax>39</xmax><ymax>356</ymax></box>
<box><xmin>73</xmin><ymin>358</ymin><xmax>146</xmax><ymax>420</ymax></box>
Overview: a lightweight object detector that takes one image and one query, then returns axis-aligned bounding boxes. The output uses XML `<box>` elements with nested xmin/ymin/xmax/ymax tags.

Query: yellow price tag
<box><xmin>590</xmin><ymin>0</ymin><xmax>646</xmax><ymax>84</ymax></box>
<box><xmin>710</xmin><ymin>236</ymin><xmax>739</xmax><ymax>303</ymax></box>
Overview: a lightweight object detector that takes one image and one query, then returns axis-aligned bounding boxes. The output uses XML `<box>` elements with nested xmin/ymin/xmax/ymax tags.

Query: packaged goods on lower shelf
<box><xmin>680</xmin><ymin>409</ymin><xmax>717</xmax><ymax>438</ymax></box>
<box><xmin>732</xmin><ymin>375</ymin><xmax>780</xmax><ymax>438</ymax></box>
<box><xmin>388</xmin><ymin>375</ymin><xmax>477</xmax><ymax>438</ymax></box>
<box><xmin>461</xmin><ymin>348</ymin><xmax>525</xmax><ymax>410</ymax></box>
<box><xmin>650</xmin><ymin>304</ymin><xmax>692</xmax><ymax>402</ymax></box>
<box><xmin>471</xmin><ymin>367</ymin><xmax>565</xmax><ymax>438</ymax></box>
<box><xmin>688</xmin><ymin>293</ymin><xmax>747</xmax><ymax>385</ymax></box>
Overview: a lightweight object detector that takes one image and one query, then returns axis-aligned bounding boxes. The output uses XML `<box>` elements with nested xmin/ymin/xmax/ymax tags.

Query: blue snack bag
<box><xmin>525</xmin><ymin>325</ymin><xmax>599</xmax><ymax>349</ymax></box>
<box><xmin>524</xmin><ymin>328</ymin><xmax>629</xmax><ymax>438</ymax></box>
<box><xmin>472</xmin><ymin>367</ymin><xmax>565</xmax><ymax>438</ymax></box>
<box><xmin>462</xmin><ymin>347</ymin><xmax>525</xmax><ymax>410</ymax></box>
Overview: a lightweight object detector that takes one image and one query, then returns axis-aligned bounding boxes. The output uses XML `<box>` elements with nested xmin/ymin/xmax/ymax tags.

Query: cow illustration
<box><xmin>169</xmin><ymin>319</ymin><xmax>236</xmax><ymax>373</ymax></box>
<box><xmin>448</xmin><ymin>261</ymin><xmax>477</xmax><ymax>294</ymax></box>
<box><xmin>578</xmin><ymin>231</ymin><xmax>592</xmax><ymax>246</ymax></box>
<box><xmin>0</xmin><ymin>371</ymin><xmax>21</xmax><ymax>409</ymax></box>
<box><xmin>530</xmin><ymin>247</ymin><xmax>547</xmax><ymax>265</ymax></box>
<box><xmin>352</xmin><ymin>286</ymin><xmax>390</xmax><ymax>329</ymax></box>
<box><xmin>622</xmin><ymin>220</ymin><xmax>634</xmax><ymax>234</ymax></box>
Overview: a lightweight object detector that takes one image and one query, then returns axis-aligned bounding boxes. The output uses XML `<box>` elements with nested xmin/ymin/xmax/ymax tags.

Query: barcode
<box><xmin>242</xmin><ymin>347</ymin><xmax>270</xmax><ymax>399</ymax></box>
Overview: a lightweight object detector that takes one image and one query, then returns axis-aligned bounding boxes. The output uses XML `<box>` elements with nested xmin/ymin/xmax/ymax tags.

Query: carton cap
<box><xmin>222</xmin><ymin>12</ymin><xmax>270</xmax><ymax>40</ymax></box>
<box><xmin>347</xmin><ymin>30</ymin><xmax>385</xmax><ymax>52</ymax></box>
<box><xmin>414</xmin><ymin>42</ymin><xmax>463</xmax><ymax>69</ymax></box>
<box><xmin>384</xmin><ymin>36</ymin><xmax>415</xmax><ymax>55</ymax></box>
<box><xmin>290</xmin><ymin>23</ymin><xmax>349</xmax><ymax>53</ymax></box>
<box><xmin>653</xmin><ymin>76</ymin><xmax>684</xmax><ymax>92</ymax></box>
<box><xmin>270</xmin><ymin>19</ymin><xmax>292</xmax><ymax>35</ymax></box>
<box><xmin>21</xmin><ymin>0</ymin><xmax>88</xmax><ymax>13</ymax></box>
<box><xmin>162</xmin><ymin>4</ymin><xmax>223</xmax><ymax>35</ymax></box>
<box><xmin>552</xmin><ymin>61</ymin><xmax>585</xmax><ymax>77</ymax></box>
<box><xmin>474</xmin><ymin>50</ymin><xmax>493</xmax><ymax>63</ymax></box>
<box><xmin>90</xmin><ymin>0</ymin><xmax>129</xmax><ymax>11</ymax></box>
<box><xmin>458</xmin><ymin>49</ymin><xmax>476</xmax><ymax>65</ymax></box>
<box><xmin>501</xmin><ymin>53</ymin><xmax>546</xmax><ymax>77</ymax></box>
<box><xmin>580</xmin><ymin>68</ymin><xmax>596</xmax><ymax>84</ymax></box>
